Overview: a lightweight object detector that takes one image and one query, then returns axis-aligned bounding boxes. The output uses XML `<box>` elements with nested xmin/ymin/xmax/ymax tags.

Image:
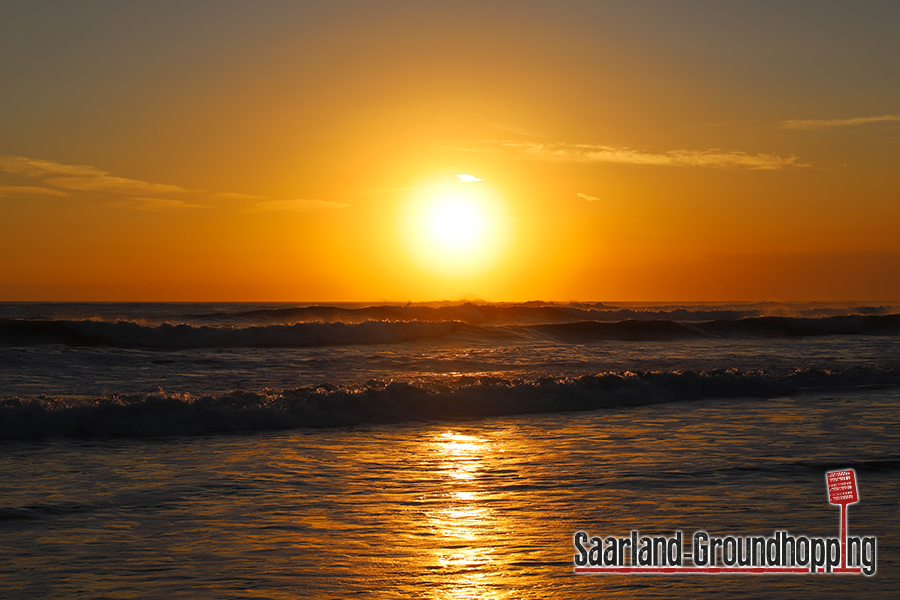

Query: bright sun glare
<box><xmin>402</xmin><ymin>176</ymin><xmax>506</xmax><ymax>276</ymax></box>
<box><xmin>425</xmin><ymin>195</ymin><xmax>486</xmax><ymax>253</ymax></box>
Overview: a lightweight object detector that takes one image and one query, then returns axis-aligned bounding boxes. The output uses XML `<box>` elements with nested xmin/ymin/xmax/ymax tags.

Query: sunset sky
<box><xmin>2</xmin><ymin>1</ymin><xmax>899</xmax><ymax>301</ymax></box>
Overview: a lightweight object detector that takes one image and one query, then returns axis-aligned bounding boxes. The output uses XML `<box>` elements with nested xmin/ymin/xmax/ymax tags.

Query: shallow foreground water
<box><xmin>2</xmin><ymin>388</ymin><xmax>897</xmax><ymax>598</ymax></box>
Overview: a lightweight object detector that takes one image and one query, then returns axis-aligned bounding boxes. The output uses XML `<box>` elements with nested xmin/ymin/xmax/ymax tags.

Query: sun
<box><xmin>402</xmin><ymin>177</ymin><xmax>507</xmax><ymax>276</ymax></box>
<box><xmin>424</xmin><ymin>194</ymin><xmax>486</xmax><ymax>253</ymax></box>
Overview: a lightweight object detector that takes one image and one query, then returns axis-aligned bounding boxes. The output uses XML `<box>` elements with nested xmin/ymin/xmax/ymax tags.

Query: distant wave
<box><xmin>2</xmin><ymin>367</ymin><xmax>899</xmax><ymax>439</ymax></box>
<box><xmin>201</xmin><ymin>303</ymin><xmax>765</xmax><ymax>325</ymax></box>
<box><xmin>2</xmin><ymin>314</ymin><xmax>900</xmax><ymax>349</ymax></box>
<box><xmin>4</xmin><ymin>302</ymin><xmax>898</xmax><ymax>328</ymax></box>
<box><xmin>532</xmin><ymin>314</ymin><xmax>900</xmax><ymax>342</ymax></box>
<box><xmin>185</xmin><ymin>302</ymin><xmax>899</xmax><ymax>326</ymax></box>
<box><xmin>0</xmin><ymin>319</ymin><xmax>469</xmax><ymax>348</ymax></box>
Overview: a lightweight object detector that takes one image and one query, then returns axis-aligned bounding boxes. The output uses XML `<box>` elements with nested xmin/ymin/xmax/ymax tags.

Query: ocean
<box><xmin>1</xmin><ymin>301</ymin><xmax>898</xmax><ymax>598</ymax></box>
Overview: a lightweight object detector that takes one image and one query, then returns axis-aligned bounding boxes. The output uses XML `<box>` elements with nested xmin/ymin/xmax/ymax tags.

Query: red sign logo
<box><xmin>826</xmin><ymin>470</ymin><xmax>858</xmax><ymax>505</ymax></box>
<box><xmin>826</xmin><ymin>469</ymin><xmax>860</xmax><ymax>571</ymax></box>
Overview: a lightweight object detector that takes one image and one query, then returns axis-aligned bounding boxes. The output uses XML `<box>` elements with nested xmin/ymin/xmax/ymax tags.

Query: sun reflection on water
<box><xmin>435</xmin><ymin>432</ymin><xmax>484</xmax><ymax>481</ymax></box>
<box><xmin>422</xmin><ymin>431</ymin><xmax>507</xmax><ymax>599</ymax></box>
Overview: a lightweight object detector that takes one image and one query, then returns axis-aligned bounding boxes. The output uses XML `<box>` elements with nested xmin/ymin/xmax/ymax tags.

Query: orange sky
<box><xmin>2</xmin><ymin>2</ymin><xmax>899</xmax><ymax>301</ymax></box>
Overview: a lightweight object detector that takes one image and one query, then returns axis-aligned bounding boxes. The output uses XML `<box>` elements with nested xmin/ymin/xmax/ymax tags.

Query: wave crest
<box><xmin>2</xmin><ymin>314</ymin><xmax>899</xmax><ymax>348</ymax></box>
<box><xmin>3</xmin><ymin>367</ymin><xmax>898</xmax><ymax>439</ymax></box>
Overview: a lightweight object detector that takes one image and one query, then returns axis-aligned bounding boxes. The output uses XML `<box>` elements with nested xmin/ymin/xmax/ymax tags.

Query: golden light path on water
<box><xmin>2</xmin><ymin>391</ymin><xmax>899</xmax><ymax>598</ymax></box>
<box><xmin>427</xmin><ymin>432</ymin><xmax>500</xmax><ymax>598</ymax></box>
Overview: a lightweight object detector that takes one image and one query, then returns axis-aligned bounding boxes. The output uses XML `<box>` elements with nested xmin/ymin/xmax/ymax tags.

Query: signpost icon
<box><xmin>826</xmin><ymin>469</ymin><xmax>859</xmax><ymax>570</ymax></box>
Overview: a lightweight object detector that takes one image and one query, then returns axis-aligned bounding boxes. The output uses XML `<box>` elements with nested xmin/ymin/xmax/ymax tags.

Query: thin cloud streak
<box><xmin>0</xmin><ymin>155</ymin><xmax>190</xmax><ymax>196</ymax></box>
<box><xmin>782</xmin><ymin>114</ymin><xmax>900</xmax><ymax>129</ymax></box>
<box><xmin>129</xmin><ymin>197</ymin><xmax>205</xmax><ymax>211</ymax></box>
<box><xmin>0</xmin><ymin>185</ymin><xmax>67</xmax><ymax>198</ymax></box>
<box><xmin>0</xmin><ymin>156</ymin><xmax>105</xmax><ymax>178</ymax></box>
<box><xmin>1</xmin><ymin>155</ymin><xmax>335</xmax><ymax>213</ymax></box>
<box><xmin>576</xmin><ymin>193</ymin><xmax>600</xmax><ymax>202</ymax></box>
<box><xmin>214</xmin><ymin>191</ymin><xmax>269</xmax><ymax>201</ymax></box>
<box><xmin>486</xmin><ymin>122</ymin><xmax>545</xmax><ymax>137</ymax></box>
<box><xmin>248</xmin><ymin>199</ymin><xmax>350</xmax><ymax>212</ymax></box>
<box><xmin>492</xmin><ymin>141</ymin><xmax>805</xmax><ymax>170</ymax></box>
<box><xmin>105</xmin><ymin>197</ymin><xmax>205</xmax><ymax>211</ymax></box>
<box><xmin>44</xmin><ymin>176</ymin><xmax>187</xmax><ymax>195</ymax></box>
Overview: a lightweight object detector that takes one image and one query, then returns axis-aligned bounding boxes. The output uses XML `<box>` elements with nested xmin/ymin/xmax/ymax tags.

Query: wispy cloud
<box><xmin>456</xmin><ymin>174</ymin><xmax>483</xmax><ymax>182</ymax></box>
<box><xmin>782</xmin><ymin>114</ymin><xmax>900</xmax><ymax>130</ymax></box>
<box><xmin>576</xmin><ymin>192</ymin><xmax>600</xmax><ymax>202</ymax></box>
<box><xmin>0</xmin><ymin>184</ymin><xmax>67</xmax><ymax>198</ymax></box>
<box><xmin>486</xmin><ymin>122</ymin><xmax>545</xmax><ymax>137</ymax></box>
<box><xmin>213</xmin><ymin>191</ymin><xmax>269</xmax><ymax>201</ymax></box>
<box><xmin>365</xmin><ymin>173</ymin><xmax>486</xmax><ymax>194</ymax></box>
<box><xmin>0</xmin><ymin>155</ymin><xmax>190</xmax><ymax>197</ymax></box>
<box><xmin>0</xmin><ymin>156</ymin><xmax>104</xmax><ymax>178</ymax></box>
<box><xmin>1</xmin><ymin>155</ymin><xmax>344</xmax><ymax>213</ymax></box>
<box><xmin>491</xmin><ymin>141</ymin><xmax>805</xmax><ymax>170</ymax></box>
<box><xmin>248</xmin><ymin>199</ymin><xmax>351</xmax><ymax>212</ymax></box>
<box><xmin>44</xmin><ymin>175</ymin><xmax>187</xmax><ymax>195</ymax></box>
<box><xmin>106</xmin><ymin>197</ymin><xmax>205</xmax><ymax>211</ymax></box>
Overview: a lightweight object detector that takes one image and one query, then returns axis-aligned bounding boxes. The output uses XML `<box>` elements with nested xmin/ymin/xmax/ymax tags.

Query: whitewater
<box><xmin>1</xmin><ymin>302</ymin><xmax>899</xmax><ymax>598</ymax></box>
<box><xmin>2</xmin><ymin>301</ymin><xmax>900</xmax><ymax>438</ymax></box>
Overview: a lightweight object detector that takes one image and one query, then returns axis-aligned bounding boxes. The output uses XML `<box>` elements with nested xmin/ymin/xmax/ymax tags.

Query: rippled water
<box><xmin>3</xmin><ymin>302</ymin><xmax>898</xmax><ymax>596</ymax></box>
<box><xmin>2</xmin><ymin>388</ymin><xmax>897</xmax><ymax>598</ymax></box>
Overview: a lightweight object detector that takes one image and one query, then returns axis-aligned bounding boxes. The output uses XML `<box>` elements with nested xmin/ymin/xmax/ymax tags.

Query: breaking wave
<box><xmin>181</xmin><ymin>302</ymin><xmax>900</xmax><ymax>325</ymax></box>
<box><xmin>0</xmin><ymin>319</ymin><xmax>469</xmax><ymax>348</ymax></box>
<box><xmin>3</xmin><ymin>367</ymin><xmax>899</xmax><ymax>439</ymax></box>
<box><xmin>2</xmin><ymin>314</ymin><xmax>899</xmax><ymax>349</ymax></box>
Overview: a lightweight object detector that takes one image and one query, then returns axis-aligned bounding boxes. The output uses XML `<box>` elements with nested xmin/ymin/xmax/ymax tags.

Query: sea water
<box><xmin>1</xmin><ymin>302</ymin><xmax>898</xmax><ymax>597</ymax></box>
